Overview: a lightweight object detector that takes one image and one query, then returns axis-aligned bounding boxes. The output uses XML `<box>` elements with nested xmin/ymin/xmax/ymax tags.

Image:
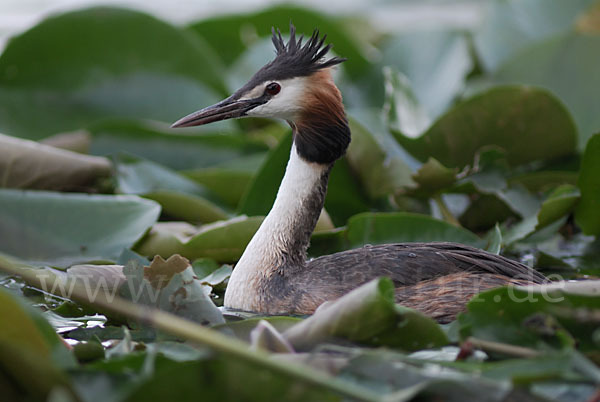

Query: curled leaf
<box><xmin>0</xmin><ymin>133</ymin><xmax>111</xmax><ymax>191</ymax></box>
<box><xmin>119</xmin><ymin>256</ymin><xmax>224</xmax><ymax>325</ymax></box>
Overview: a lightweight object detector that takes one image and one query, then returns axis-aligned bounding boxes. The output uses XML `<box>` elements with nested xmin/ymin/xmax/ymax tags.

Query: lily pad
<box><xmin>575</xmin><ymin>134</ymin><xmax>600</xmax><ymax>235</ymax></box>
<box><xmin>183</xmin><ymin>168</ymin><xmax>255</xmax><ymax>209</ymax></box>
<box><xmin>381</xmin><ymin>30</ymin><xmax>472</xmax><ymax>119</ymax></box>
<box><xmin>384</xmin><ymin>67</ymin><xmax>431</xmax><ymax>139</ymax></box>
<box><xmin>135</xmin><ymin>217</ymin><xmax>264</xmax><ymax>263</ymax></box>
<box><xmin>347</xmin><ymin>114</ymin><xmax>415</xmax><ymax>199</ymax></box>
<box><xmin>340</xmin><ymin>349</ymin><xmax>511</xmax><ymax>402</ymax></box>
<box><xmin>324</xmin><ymin>157</ymin><xmax>371</xmax><ymax>226</ymax></box>
<box><xmin>407</xmin><ymin>157</ymin><xmax>458</xmax><ymax>198</ymax></box>
<box><xmin>88</xmin><ymin>119</ymin><xmax>265</xmax><ymax>170</ymax></box>
<box><xmin>0</xmin><ymin>7</ymin><xmax>225</xmax><ymax>139</ymax></box>
<box><xmin>187</xmin><ymin>5</ymin><xmax>370</xmax><ymax>77</ymax></box>
<box><xmin>0</xmin><ymin>189</ymin><xmax>160</xmax><ymax>266</ymax></box>
<box><xmin>474</xmin><ymin>0</ymin><xmax>597</xmax><ymax>72</ymax></box>
<box><xmin>116</xmin><ymin>156</ymin><xmax>230</xmax><ymax>223</ymax></box>
<box><xmin>391</xmin><ymin>86</ymin><xmax>578</xmax><ymax>168</ymax></box>
<box><xmin>493</xmin><ymin>33</ymin><xmax>600</xmax><ymax>147</ymax></box>
<box><xmin>458</xmin><ymin>285</ymin><xmax>600</xmax><ymax>355</ymax></box>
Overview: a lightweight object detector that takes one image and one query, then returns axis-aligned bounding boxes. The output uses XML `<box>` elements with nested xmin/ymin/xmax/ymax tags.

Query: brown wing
<box><xmin>300</xmin><ymin>242</ymin><xmax>546</xmax><ymax>296</ymax></box>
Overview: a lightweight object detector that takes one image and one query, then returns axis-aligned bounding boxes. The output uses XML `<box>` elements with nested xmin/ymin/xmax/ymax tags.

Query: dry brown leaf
<box><xmin>143</xmin><ymin>254</ymin><xmax>190</xmax><ymax>290</ymax></box>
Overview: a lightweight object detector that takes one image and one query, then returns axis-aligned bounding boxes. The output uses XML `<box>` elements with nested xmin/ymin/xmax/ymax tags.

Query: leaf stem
<box><xmin>465</xmin><ymin>337</ymin><xmax>541</xmax><ymax>358</ymax></box>
<box><xmin>433</xmin><ymin>194</ymin><xmax>460</xmax><ymax>227</ymax></box>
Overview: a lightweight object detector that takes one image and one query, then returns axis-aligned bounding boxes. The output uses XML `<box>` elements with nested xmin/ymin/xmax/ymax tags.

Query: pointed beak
<box><xmin>171</xmin><ymin>96</ymin><xmax>264</xmax><ymax>128</ymax></box>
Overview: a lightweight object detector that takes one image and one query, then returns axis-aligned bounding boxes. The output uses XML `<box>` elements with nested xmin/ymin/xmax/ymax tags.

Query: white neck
<box><xmin>224</xmin><ymin>143</ymin><xmax>330</xmax><ymax>310</ymax></box>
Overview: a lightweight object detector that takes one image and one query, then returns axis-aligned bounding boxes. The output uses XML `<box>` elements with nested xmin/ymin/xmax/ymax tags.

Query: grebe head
<box><xmin>172</xmin><ymin>24</ymin><xmax>350</xmax><ymax>164</ymax></box>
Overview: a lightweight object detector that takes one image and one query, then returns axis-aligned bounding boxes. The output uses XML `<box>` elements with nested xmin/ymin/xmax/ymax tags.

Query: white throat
<box><xmin>224</xmin><ymin>143</ymin><xmax>329</xmax><ymax>310</ymax></box>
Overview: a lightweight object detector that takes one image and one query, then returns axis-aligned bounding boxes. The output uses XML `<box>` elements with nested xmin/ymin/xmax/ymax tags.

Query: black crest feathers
<box><xmin>270</xmin><ymin>24</ymin><xmax>346</xmax><ymax>75</ymax></box>
<box><xmin>232</xmin><ymin>24</ymin><xmax>346</xmax><ymax>98</ymax></box>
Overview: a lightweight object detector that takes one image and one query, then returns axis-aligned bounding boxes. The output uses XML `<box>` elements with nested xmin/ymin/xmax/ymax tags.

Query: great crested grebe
<box><xmin>172</xmin><ymin>25</ymin><xmax>546</xmax><ymax>322</ymax></box>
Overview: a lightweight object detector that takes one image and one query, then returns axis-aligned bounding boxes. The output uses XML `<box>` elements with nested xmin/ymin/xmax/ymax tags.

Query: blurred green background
<box><xmin>2</xmin><ymin>2</ymin><xmax>600</xmax><ymax>402</ymax></box>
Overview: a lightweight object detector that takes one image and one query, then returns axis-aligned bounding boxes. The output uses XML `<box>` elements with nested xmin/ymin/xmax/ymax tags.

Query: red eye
<box><xmin>265</xmin><ymin>82</ymin><xmax>281</xmax><ymax>95</ymax></box>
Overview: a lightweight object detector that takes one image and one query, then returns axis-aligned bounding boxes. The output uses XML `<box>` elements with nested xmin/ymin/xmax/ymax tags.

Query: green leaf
<box><xmin>324</xmin><ymin>158</ymin><xmax>371</xmax><ymax>226</ymax></box>
<box><xmin>408</xmin><ymin>157</ymin><xmax>458</xmax><ymax>197</ymax></box>
<box><xmin>453</xmin><ymin>149</ymin><xmax>562</xmax><ymax>233</ymax></box>
<box><xmin>459</xmin><ymin>194</ymin><xmax>515</xmax><ymax>233</ymax></box>
<box><xmin>237</xmin><ymin>133</ymin><xmax>292</xmax><ymax>217</ymax></box>
<box><xmin>184</xmin><ymin>168</ymin><xmax>255</xmax><ymax>209</ymax></box>
<box><xmin>190</xmin><ymin>258</ymin><xmax>221</xmax><ymax>279</ymax></box>
<box><xmin>497</xmin><ymin>186</ymin><xmax>542</xmax><ymax>219</ymax></box>
<box><xmin>0</xmin><ymin>189</ymin><xmax>160</xmax><ymax>266</ymax></box>
<box><xmin>135</xmin><ymin>217</ymin><xmax>264</xmax><ymax>263</ymax></box>
<box><xmin>0</xmin><ymin>287</ymin><xmax>68</xmax><ymax>360</ymax></box>
<box><xmin>198</xmin><ymin>264</ymin><xmax>232</xmax><ymax>287</ymax></box>
<box><xmin>340</xmin><ymin>349</ymin><xmax>511</xmax><ymax>401</ymax></box>
<box><xmin>73</xmin><ymin>341</ymin><xmax>105</xmax><ymax>363</ymax></box>
<box><xmin>116</xmin><ymin>156</ymin><xmax>230</xmax><ymax>223</ymax></box>
<box><xmin>309</xmin><ymin>212</ymin><xmax>486</xmax><ymax>257</ymax></box>
<box><xmin>537</xmin><ymin>185</ymin><xmax>580</xmax><ymax>228</ymax></box>
<box><xmin>88</xmin><ymin>119</ymin><xmax>265</xmax><ymax>170</ymax></box>
<box><xmin>144</xmin><ymin>191</ymin><xmax>229</xmax><ymax>224</ymax></box>
<box><xmin>0</xmin><ymin>7</ymin><xmax>226</xmax><ymax>139</ymax></box>
<box><xmin>474</xmin><ymin>0</ymin><xmax>596</xmax><ymax>71</ymax></box>
<box><xmin>486</xmin><ymin>224</ymin><xmax>503</xmax><ymax>255</ymax></box>
<box><xmin>381</xmin><ymin>30</ymin><xmax>473</xmax><ymax>119</ymax></box>
<box><xmin>0</xmin><ymin>287</ymin><xmax>76</xmax><ymax>400</ymax></box>
<box><xmin>308</xmin><ymin>228</ymin><xmax>350</xmax><ymax>257</ymax></box>
<box><xmin>575</xmin><ymin>133</ymin><xmax>600</xmax><ymax>235</ymax></box>
<box><xmin>458</xmin><ymin>285</ymin><xmax>600</xmax><ymax>354</ymax></box>
<box><xmin>283</xmin><ymin>278</ymin><xmax>448</xmax><ymax>351</ymax></box>
<box><xmin>493</xmin><ymin>33</ymin><xmax>600</xmax><ymax>147</ymax></box>
<box><xmin>0</xmin><ymin>133</ymin><xmax>111</xmax><ymax>191</ymax></box>
<box><xmin>187</xmin><ymin>5</ymin><xmax>370</xmax><ymax>78</ymax></box>
<box><xmin>501</xmin><ymin>216</ymin><xmax>540</xmax><ymax>247</ymax></box>
<box><xmin>346</xmin><ymin>212</ymin><xmax>484</xmax><ymax>249</ymax></box>
<box><xmin>479</xmin><ymin>349</ymin><xmax>600</xmax><ymax>384</ymax></box>
<box><xmin>384</xmin><ymin>67</ymin><xmax>431</xmax><ymax>138</ymax></box>
<box><xmin>347</xmin><ymin>114</ymin><xmax>415</xmax><ymax>199</ymax></box>
<box><xmin>503</xmin><ymin>185</ymin><xmax>580</xmax><ymax>244</ymax></box>
<box><xmin>181</xmin><ymin>217</ymin><xmax>264</xmax><ymax>262</ymax></box>
<box><xmin>391</xmin><ymin>86</ymin><xmax>578</xmax><ymax>168</ymax></box>
<box><xmin>97</xmin><ymin>352</ymin><xmax>342</xmax><ymax>402</ymax></box>
<box><xmin>509</xmin><ymin>171</ymin><xmax>579</xmax><ymax>193</ymax></box>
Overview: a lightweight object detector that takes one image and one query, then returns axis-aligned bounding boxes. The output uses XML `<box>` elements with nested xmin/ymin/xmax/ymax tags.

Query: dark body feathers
<box><xmin>262</xmin><ymin>242</ymin><xmax>546</xmax><ymax>323</ymax></box>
